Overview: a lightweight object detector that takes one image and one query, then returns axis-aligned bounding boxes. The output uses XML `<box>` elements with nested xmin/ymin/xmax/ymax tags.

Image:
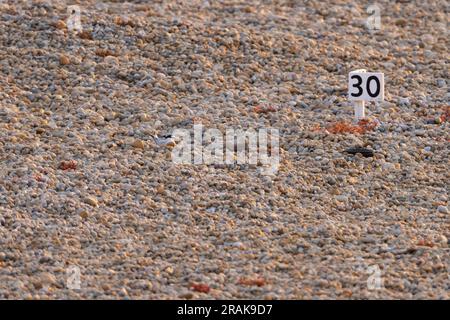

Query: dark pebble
<box><xmin>344</xmin><ymin>147</ymin><xmax>374</xmax><ymax>157</ymax></box>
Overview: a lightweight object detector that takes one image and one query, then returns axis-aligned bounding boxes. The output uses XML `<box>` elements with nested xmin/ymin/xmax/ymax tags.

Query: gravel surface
<box><xmin>0</xmin><ymin>0</ymin><xmax>448</xmax><ymax>299</ymax></box>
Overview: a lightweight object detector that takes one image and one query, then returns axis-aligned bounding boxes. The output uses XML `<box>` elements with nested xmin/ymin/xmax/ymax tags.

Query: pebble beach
<box><xmin>0</xmin><ymin>0</ymin><xmax>448</xmax><ymax>299</ymax></box>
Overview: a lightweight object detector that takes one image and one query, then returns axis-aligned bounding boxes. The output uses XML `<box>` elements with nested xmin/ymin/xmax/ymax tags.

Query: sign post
<box><xmin>354</xmin><ymin>100</ymin><xmax>365</xmax><ymax>120</ymax></box>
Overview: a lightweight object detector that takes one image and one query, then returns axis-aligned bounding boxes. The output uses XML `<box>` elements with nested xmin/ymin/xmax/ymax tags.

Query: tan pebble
<box><xmin>54</xmin><ymin>20</ymin><xmax>66</xmax><ymax>30</ymax></box>
<box><xmin>84</xmin><ymin>197</ymin><xmax>98</xmax><ymax>207</ymax></box>
<box><xmin>102</xmin><ymin>283</ymin><xmax>111</xmax><ymax>291</ymax></box>
<box><xmin>33</xmin><ymin>281</ymin><xmax>43</xmax><ymax>290</ymax></box>
<box><xmin>156</xmin><ymin>184</ymin><xmax>165</xmax><ymax>194</ymax></box>
<box><xmin>347</xmin><ymin>177</ymin><xmax>358</xmax><ymax>185</ymax></box>
<box><xmin>140</xmin><ymin>113</ymin><xmax>151</xmax><ymax>122</ymax></box>
<box><xmin>40</xmin><ymin>272</ymin><xmax>57</xmax><ymax>285</ymax></box>
<box><xmin>95</xmin><ymin>48</ymin><xmax>115</xmax><ymax>57</ymax></box>
<box><xmin>79</xmin><ymin>211</ymin><xmax>88</xmax><ymax>219</ymax></box>
<box><xmin>78</xmin><ymin>30</ymin><xmax>93</xmax><ymax>40</ymax></box>
<box><xmin>165</xmin><ymin>266</ymin><xmax>174</xmax><ymax>274</ymax></box>
<box><xmin>437</xmin><ymin>235</ymin><xmax>447</xmax><ymax>245</ymax></box>
<box><xmin>166</xmin><ymin>140</ymin><xmax>176</xmax><ymax>147</ymax></box>
<box><xmin>132</xmin><ymin>139</ymin><xmax>145</xmax><ymax>149</ymax></box>
<box><xmin>105</xmin><ymin>112</ymin><xmax>117</xmax><ymax>121</ymax></box>
<box><xmin>60</xmin><ymin>55</ymin><xmax>70</xmax><ymax>65</ymax></box>
<box><xmin>179</xmin><ymin>292</ymin><xmax>194</xmax><ymax>299</ymax></box>
<box><xmin>395</xmin><ymin>19</ymin><xmax>407</xmax><ymax>27</ymax></box>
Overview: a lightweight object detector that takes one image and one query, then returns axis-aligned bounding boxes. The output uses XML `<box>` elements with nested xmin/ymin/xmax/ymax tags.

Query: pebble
<box><xmin>79</xmin><ymin>211</ymin><xmax>89</xmax><ymax>219</ymax></box>
<box><xmin>437</xmin><ymin>206</ymin><xmax>448</xmax><ymax>214</ymax></box>
<box><xmin>421</xmin><ymin>34</ymin><xmax>435</xmax><ymax>45</ymax></box>
<box><xmin>54</xmin><ymin>20</ymin><xmax>67</xmax><ymax>30</ymax></box>
<box><xmin>132</xmin><ymin>140</ymin><xmax>145</xmax><ymax>149</ymax></box>
<box><xmin>179</xmin><ymin>292</ymin><xmax>194</xmax><ymax>299</ymax></box>
<box><xmin>104</xmin><ymin>56</ymin><xmax>119</xmax><ymax>65</ymax></box>
<box><xmin>436</xmin><ymin>79</ymin><xmax>446</xmax><ymax>87</ymax></box>
<box><xmin>398</xmin><ymin>97</ymin><xmax>411</xmax><ymax>106</ymax></box>
<box><xmin>84</xmin><ymin>197</ymin><xmax>99</xmax><ymax>207</ymax></box>
<box><xmin>437</xmin><ymin>235</ymin><xmax>447</xmax><ymax>246</ymax></box>
<box><xmin>156</xmin><ymin>184</ymin><xmax>165</xmax><ymax>195</ymax></box>
<box><xmin>59</xmin><ymin>55</ymin><xmax>70</xmax><ymax>65</ymax></box>
<box><xmin>360</xmin><ymin>236</ymin><xmax>377</xmax><ymax>244</ymax></box>
<box><xmin>344</xmin><ymin>147</ymin><xmax>374</xmax><ymax>158</ymax></box>
<box><xmin>39</xmin><ymin>273</ymin><xmax>57</xmax><ymax>286</ymax></box>
<box><xmin>335</xmin><ymin>195</ymin><xmax>348</xmax><ymax>202</ymax></box>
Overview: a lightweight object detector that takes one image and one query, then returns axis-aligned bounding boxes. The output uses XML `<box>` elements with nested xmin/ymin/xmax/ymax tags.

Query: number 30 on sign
<box><xmin>348</xmin><ymin>71</ymin><xmax>384</xmax><ymax>101</ymax></box>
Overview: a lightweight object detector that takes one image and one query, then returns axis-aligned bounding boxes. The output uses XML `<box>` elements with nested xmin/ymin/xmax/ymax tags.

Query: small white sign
<box><xmin>348</xmin><ymin>72</ymin><xmax>384</xmax><ymax>101</ymax></box>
